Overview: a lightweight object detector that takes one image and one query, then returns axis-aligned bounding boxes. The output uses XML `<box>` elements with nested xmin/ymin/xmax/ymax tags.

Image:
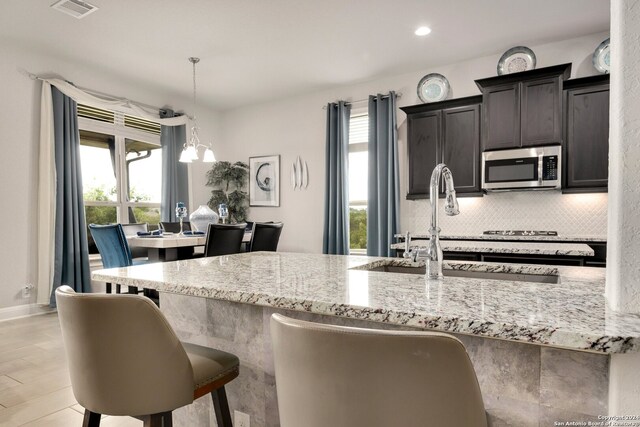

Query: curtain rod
<box><xmin>20</xmin><ymin>68</ymin><xmax>164</xmax><ymax>115</ymax></box>
<box><xmin>322</xmin><ymin>92</ymin><xmax>403</xmax><ymax>110</ymax></box>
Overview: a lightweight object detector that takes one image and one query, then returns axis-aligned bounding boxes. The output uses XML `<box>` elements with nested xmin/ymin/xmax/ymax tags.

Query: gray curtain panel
<box><xmin>367</xmin><ymin>92</ymin><xmax>400</xmax><ymax>257</ymax></box>
<box><xmin>323</xmin><ymin>101</ymin><xmax>351</xmax><ymax>255</ymax></box>
<box><xmin>160</xmin><ymin>109</ymin><xmax>189</xmax><ymax>222</ymax></box>
<box><xmin>50</xmin><ymin>86</ymin><xmax>91</xmax><ymax>305</ymax></box>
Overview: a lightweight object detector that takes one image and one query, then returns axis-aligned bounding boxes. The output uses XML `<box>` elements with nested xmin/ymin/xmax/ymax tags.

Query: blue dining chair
<box><xmin>89</xmin><ymin>224</ymin><xmax>145</xmax><ymax>296</ymax></box>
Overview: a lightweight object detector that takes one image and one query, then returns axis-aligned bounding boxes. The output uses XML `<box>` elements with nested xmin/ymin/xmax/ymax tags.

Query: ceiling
<box><xmin>0</xmin><ymin>0</ymin><xmax>609</xmax><ymax>111</ymax></box>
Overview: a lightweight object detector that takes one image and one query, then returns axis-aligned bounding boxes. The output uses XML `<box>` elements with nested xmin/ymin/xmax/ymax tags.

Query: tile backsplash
<box><xmin>405</xmin><ymin>191</ymin><xmax>608</xmax><ymax>237</ymax></box>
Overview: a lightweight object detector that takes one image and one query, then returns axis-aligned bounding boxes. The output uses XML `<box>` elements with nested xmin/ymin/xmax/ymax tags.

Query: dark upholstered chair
<box><xmin>159</xmin><ymin>221</ymin><xmax>191</xmax><ymax>233</ymax></box>
<box><xmin>204</xmin><ymin>223</ymin><xmax>247</xmax><ymax>257</ymax></box>
<box><xmin>120</xmin><ymin>223</ymin><xmax>149</xmax><ymax>259</ymax></box>
<box><xmin>56</xmin><ymin>286</ymin><xmax>239</xmax><ymax>427</ymax></box>
<box><xmin>89</xmin><ymin>224</ymin><xmax>140</xmax><ymax>295</ymax></box>
<box><xmin>249</xmin><ymin>222</ymin><xmax>283</xmax><ymax>252</ymax></box>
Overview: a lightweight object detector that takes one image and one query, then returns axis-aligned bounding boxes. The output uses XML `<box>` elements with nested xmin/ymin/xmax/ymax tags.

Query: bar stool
<box><xmin>56</xmin><ymin>286</ymin><xmax>239</xmax><ymax>427</ymax></box>
<box><xmin>270</xmin><ymin>313</ymin><xmax>487</xmax><ymax>427</ymax></box>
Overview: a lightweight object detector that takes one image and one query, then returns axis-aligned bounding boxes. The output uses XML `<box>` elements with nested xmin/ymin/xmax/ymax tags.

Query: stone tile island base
<box><xmin>161</xmin><ymin>293</ymin><xmax>609</xmax><ymax>427</ymax></box>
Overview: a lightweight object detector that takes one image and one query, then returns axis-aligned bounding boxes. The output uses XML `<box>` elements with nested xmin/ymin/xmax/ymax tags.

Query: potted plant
<box><xmin>206</xmin><ymin>161</ymin><xmax>249</xmax><ymax>223</ymax></box>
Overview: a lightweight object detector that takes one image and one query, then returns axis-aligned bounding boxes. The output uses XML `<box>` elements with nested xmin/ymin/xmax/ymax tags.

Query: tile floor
<box><xmin>0</xmin><ymin>313</ymin><xmax>140</xmax><ymax>426</ymax></box>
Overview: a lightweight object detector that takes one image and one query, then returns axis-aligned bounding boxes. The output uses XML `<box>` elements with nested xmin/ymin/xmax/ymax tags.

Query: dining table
<box><xmin>128</xmin><ymin>232</ymin><xmax>252</xmax><ymax>262</ymax></box>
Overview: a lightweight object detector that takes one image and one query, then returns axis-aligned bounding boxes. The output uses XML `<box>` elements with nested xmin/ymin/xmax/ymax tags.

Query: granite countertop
<box><xmin>389</xmin><ymin>240</ymin><xmax>594</xmax><ymax>256</ymax></box>
<box><xmin>393</xmin><ymin>233</ymin><xmax>607</xmax><ymax>243</ymax></box>
<box><xmin>93</xmin><ymin>252</ymin><xmax>640</xmax><ymax>354</ymax></box>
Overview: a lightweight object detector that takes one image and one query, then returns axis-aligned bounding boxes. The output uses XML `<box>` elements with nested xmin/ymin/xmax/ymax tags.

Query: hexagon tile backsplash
<box><xmin>406</xmin><ymin>191</ymin><xmax>608</xmax><ymax>237</ymax></box>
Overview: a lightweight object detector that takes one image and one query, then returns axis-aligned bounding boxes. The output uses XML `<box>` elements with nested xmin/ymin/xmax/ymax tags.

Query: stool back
<box><xmin>55</xmin><ymin>286</ymin><xmax>194</xmax><ymax>416</ymax></box>
<box><xmin>270</xmin><ymin>313</ymin><xmax>487</xmax><ymax>427</ymax></box>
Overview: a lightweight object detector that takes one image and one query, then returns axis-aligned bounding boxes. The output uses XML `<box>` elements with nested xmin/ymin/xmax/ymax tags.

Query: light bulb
<box><xmin>415</xmin><ymin>26</ymin><xmax>431</xmax><ymax>36</ymax></box>
<box><xmin>179</xmin><ymin>149</ymin><xmax>192</xmax><ymax>163</ymax></box>
<box><xmin>186</xmin><ymin>145</ymin><xmax>198</xmax><ymax>160</ymax></box>
<box><xmin>203</xmin><ymin>148</ymin><xmax>216</xmax><ymax>163</ymax></box>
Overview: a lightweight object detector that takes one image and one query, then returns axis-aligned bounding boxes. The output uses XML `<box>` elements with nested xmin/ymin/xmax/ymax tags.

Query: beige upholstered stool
<box><xmin>270</xmin><ymin>313</ymin><xmax>488</xmax><ymax>427</ymax></box>
<box><xmin>55</xmin><ymin>286</ymin><xmax>239</xmax><ymax>427</ymax></box>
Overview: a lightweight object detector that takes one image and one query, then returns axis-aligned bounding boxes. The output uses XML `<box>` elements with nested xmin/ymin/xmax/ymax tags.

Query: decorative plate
<box><xmin>593</xmin><ymin>38</ymin><xmax>610</xmax><ymax>74</ymax></box>
<box><xmin>497</xmin><ymin>46</ymin><xmax>537</xmax><ymax>75</ymax></box>
<box><xmin>417</xmin><ymin>73</ymin><xmax>450</xmax><ymax>103</ymax></box>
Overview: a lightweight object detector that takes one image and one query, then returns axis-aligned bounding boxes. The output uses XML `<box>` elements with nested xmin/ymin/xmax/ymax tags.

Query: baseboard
<box><xmin>0</xmin><ymin>303</ymin><xmax>56</xmax><ymax>322</ymax></box>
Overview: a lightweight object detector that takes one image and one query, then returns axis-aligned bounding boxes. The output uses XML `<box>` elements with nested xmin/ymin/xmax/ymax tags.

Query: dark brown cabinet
<box><xmin>407</xmin><ymin>111</ymin><xmax>440</xmax><ymax>196</ymax></box>
<box><xmin>476</xmin><ymin>64</ymin><xmax>570</xmax><ymax>151</ymax></box>
<box><xmin>443</xmin><ymin>105</ymin><xmax>481</xmax><ymax>194</ymax></box>
<box><xmin>402</xmin><ymin>96</ymin><xmax>482</xmax><ymax>199</ymax></box>
<box><xmin>563</xmin><ymin>75</ymin><xmax>610</xmax><ymax>193</ymax></box>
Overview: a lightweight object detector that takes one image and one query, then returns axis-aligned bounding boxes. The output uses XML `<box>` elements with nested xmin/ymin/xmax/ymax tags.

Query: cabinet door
<box><xmin>564</xmin><ymin>86</ymin><xmax>610</xmax><ymax>190</ymax></box>
<box><xmin>442</xmin><ymin>104</ymin><xmax>481</xmax><ymax>194</ymax></box>
<box><xmin>521</xmin><ymin>77</ymin><xmax>562</xmax><ymax>147</ymax></box>
<box><xmin>407</xmin><ymin>111</ymin><xmax>441</xmax><ymax>197</ymax></box>
<box><xmin>482</xmin><ymin>83</ymin><xmax>520</xmax><ymax>151</ymax></box>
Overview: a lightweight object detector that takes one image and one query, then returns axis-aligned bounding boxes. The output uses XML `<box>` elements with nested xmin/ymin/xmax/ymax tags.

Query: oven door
<box><xmin>482</xmin><ymin>148</ymin><xmax>543</xmax><ymax>190</ymax></box>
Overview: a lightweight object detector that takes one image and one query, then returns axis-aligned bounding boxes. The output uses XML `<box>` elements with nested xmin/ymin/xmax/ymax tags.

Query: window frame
<box><xmin>348</xmin><ymin>110</ymin><xmax>368</xmax><ymax>255</ymax></box>
<box><xmin>78</xmin><ymin>109</ymin><xmax>162</xmax><ymax>226</ymax></box>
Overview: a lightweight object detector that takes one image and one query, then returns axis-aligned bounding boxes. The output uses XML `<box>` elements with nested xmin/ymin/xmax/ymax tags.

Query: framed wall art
<box><xmin>249</xmin><ymin>155</ymin><xmax>280</xmax><ymax>207</ymax></box>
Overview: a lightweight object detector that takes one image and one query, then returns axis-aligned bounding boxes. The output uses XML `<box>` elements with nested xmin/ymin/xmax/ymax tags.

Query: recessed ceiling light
<box><xmin>415</xmin><ymin>26</ymin><xmax>432</xmax><ymax>36</ymax></box>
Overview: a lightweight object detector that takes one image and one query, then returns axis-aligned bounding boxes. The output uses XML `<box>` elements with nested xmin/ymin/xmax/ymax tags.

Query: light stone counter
<box><xmin>93</xmin><ymin>252</ymin><xmax>639</xmax><ymax>425</ymax></box>
<box><xmin>93</xmin><ymin>252</ymin><xmax>636</xmax><ymax>353</ymax></box>
<box><xmin>394</xmin><ymin>233</ymin><xmax>607</xmax><ymax>242</ymax></box>
<box><xmin>389</xmin><ymin>240</ymin><xmax>595</xmax><ymax>256</ymax></box>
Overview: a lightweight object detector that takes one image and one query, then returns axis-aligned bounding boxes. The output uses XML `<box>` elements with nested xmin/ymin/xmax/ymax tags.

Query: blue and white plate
<box><xmin>593</xmin><ymin>38</ymin><xmax>610</xmax><ymax>74</ymax></box>
<box><xmin>497</xmin><ymin>46</ymin><xmax>536</xmax><ymax>75</ymax></box>
<box><xmin>417</xmin><ymin>73</ymin><xmax>450</xmax><ymax>103</ymax></box>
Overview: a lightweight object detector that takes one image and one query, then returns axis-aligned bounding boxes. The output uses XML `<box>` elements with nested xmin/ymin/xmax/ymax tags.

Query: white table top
<box><xmin>127</xmin><ymin>232</ymin><xmax>251</xmax><ymax>249</ymax></box>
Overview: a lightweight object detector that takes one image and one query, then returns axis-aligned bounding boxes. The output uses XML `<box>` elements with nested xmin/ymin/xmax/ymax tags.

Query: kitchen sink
<box><xmin>358</xmin><ymin>263</ymin><xmax>559</xmax><ymax>284</ymax></box>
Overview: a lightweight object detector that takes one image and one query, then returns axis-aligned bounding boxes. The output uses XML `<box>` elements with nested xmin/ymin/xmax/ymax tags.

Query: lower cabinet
<box><xmin>395</xmin><ymin>242</ymin><xmax>606</xmax><ymax>268</ymax></box>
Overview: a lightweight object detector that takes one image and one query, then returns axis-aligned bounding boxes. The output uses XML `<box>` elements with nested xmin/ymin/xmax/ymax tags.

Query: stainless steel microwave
<box><xmin>482</xmin><ymin>146</ymin><xmax>561</xmax><ymax>191</ymax></box>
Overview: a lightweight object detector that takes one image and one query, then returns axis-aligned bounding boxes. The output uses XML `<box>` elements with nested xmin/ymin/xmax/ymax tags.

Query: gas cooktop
<box><xmin>483</xmin><ymin>230</ymin><xmax>559</xmax><ymax>236</ymax></box>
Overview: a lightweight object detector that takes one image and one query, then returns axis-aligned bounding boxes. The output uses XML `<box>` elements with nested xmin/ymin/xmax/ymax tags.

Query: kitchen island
<box><xmin>93</xmin><ymin>252</ymin><xmax>640</xmax><ymax>426</ymax></box>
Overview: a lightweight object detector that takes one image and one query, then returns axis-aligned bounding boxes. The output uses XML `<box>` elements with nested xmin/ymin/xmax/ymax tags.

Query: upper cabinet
<box><xmin>401</xmin><ymin>96</ymin><xmax>482</xmax><ymax>199</ymax></box>
<box><xmin>563</xmin><ymin>75</ymin><xmax>610</xmax><ymax>193</ymax></box>
<box><xmin>475</xmin><ymin>64</ymin><xmax>571</xmax><ymax>151</ymax></box>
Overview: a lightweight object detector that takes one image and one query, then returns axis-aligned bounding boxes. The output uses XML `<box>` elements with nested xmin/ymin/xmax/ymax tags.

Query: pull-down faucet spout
<box><xmin>426</xmin><ymin>164</ymin><xmax>460</xmax><ymax>279</ymax></box>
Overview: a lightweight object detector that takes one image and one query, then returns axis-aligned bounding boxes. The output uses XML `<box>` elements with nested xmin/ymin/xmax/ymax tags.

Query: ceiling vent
<box><xmin>50</xmin><ymin>0</ymin><xmax>98</xmax><ymax>19</ymax></box>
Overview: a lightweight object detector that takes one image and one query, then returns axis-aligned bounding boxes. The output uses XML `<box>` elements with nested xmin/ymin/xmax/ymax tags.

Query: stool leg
<box><xmin>211</xmin><ymin>386</ymin><xmax>233</xmax><ymax>427</ymax></box>
<box><xmin>82</xmin><ymin>409</ymin><xmax>101</xmax><ymax>427</ymax></box>
<box><xmin>162</xmin><ymin>412</ymin><xmax>173</xmax><ymax>427</ymax></box>
<box><xmin>143</xmin><ymin>412</ymin><xmax>170</xmax><ymax>427</ymax></box>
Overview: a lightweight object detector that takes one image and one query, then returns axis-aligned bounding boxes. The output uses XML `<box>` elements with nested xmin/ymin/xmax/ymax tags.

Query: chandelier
<box><xmin>179</xmin><ymin>57</ymin><xmax>216</xmax><ymax>163</ymax></box>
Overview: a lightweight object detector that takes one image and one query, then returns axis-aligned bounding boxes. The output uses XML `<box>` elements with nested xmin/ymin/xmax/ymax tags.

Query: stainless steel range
<box><xmin>483</xmin><ymin>230</ymin><xmax>558</xmax><ymax>237</ymax></box>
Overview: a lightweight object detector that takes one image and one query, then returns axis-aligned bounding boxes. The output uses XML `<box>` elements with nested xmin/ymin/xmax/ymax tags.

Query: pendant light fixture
<box><xmin>179</xmin><ymin>57</ymin><xmax>216</xmax><ymax>163</ymax></box>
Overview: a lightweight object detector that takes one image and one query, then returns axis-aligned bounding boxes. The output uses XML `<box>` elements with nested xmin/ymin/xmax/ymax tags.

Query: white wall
<box><xmin>190</xmin><ymin>31</ymin><xmax>610</xmax><ymax>253</ymax></box>
<box><xmin>0</xmin><ymin>41</ymin><xmax>221</xmax><ymax>310</ymax></box>
<box><xmin>606</xmin><ymin>0</ymin><xmax>640</xmax><ymax>314</ymax></box>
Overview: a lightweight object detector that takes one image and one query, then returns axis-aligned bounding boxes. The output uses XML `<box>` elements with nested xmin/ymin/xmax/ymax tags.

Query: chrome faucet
<box><xmin>403</xmin><ymin>164</ymin><xmax>460</xmax><ymax>277</ymax></box>
<box><xmin>426</xmin><ymin>164</ymin><xmax>460</xmax><ymax>279</ymax></box>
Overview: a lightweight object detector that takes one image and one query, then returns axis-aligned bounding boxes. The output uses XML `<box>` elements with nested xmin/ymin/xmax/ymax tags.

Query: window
<box><xmin>349</xmin><ymin>113</ymin><xmax>368</xmax><ymax>253</ymax></box>
<box><xmin>78</xmin><ymin>104</ymin><xmax>162</xmax><ymax>253</ymax></box>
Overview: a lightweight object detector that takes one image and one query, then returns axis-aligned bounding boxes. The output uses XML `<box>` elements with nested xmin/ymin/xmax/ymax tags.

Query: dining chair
<box><xmin>88</xmin><ymin>224</ymin><xmax>143</xmax><ymax>296</ymax></box>
<box><xmin>204</xmin><ymin>223</ymin><xmax>247</xmax><ymax>257</ymax></box>
<box><xmin>159</xmin><ymin>221</ymin><xmax>191</xmax><ymax>233</ymax></box>
<box><xmin>120</xmin><ymin>223</ymin><xmax>149</xmax><ymax>259</ymax></box>
<box><xmin>270</xmin><ymin>314</ymin><xmax>488</xmax><ymax>427</ymax></box>
<box><xmin>56</xmin><ymin>286</ymin><xmax>239</xmax><ymax>427</ymax></box>
<box><xmin>249</xmin><ymin>222</ymin><xmax>283</xmax><ymax>252</ymax></box>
